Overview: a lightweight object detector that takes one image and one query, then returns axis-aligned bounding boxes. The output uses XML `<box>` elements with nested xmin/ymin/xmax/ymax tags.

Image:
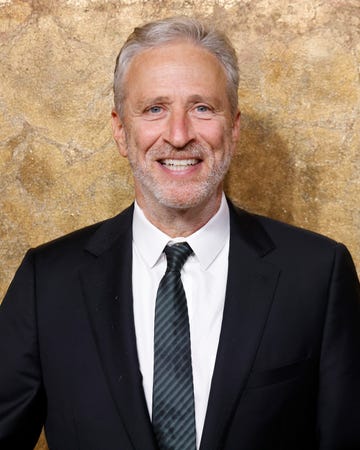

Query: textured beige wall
<box><xmin>0</xmin><ymin>1</ymin><xmax>359</xmax><ymax>448</ymax></box>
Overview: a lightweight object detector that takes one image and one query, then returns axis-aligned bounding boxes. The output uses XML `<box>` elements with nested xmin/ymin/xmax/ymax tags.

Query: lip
<box><xmin>157</xmin><ymin>158</ymin><xmax>202</xmax><ymax>174</ymax></box>
<box><xmin>160</xmin><ymin>158</ymin><xmax>199</xmax><ymax>168</ymax></box>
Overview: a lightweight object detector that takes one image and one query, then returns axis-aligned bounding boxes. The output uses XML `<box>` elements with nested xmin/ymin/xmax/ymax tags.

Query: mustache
<box><xmin>148</xmin><ymin>142</ymin><xmax>207</xmax><ymax>159</ymax></box>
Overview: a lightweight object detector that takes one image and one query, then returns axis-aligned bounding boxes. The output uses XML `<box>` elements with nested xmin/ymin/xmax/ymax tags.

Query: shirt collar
<box><xmin>132</xmin><ymin>193</ymin><xmax>230</xmax><ymax>270</ymax></box>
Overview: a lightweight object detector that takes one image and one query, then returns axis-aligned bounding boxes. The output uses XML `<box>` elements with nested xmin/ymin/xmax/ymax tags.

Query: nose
<box><xmin>163</xmin><ymin>109</ymin><xmax>195</xmax><ymax>148</ymax></box>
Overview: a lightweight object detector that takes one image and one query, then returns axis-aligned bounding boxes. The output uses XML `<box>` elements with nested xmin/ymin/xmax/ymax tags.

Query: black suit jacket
<box><xmin>1</xmin><ymin>202</ymin><xmax>359</xmax><ymax>449</ymax></box>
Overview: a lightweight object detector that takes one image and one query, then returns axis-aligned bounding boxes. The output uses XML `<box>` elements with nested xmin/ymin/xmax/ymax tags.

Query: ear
<box><xmin>111</xmin><ymin>109</ymin><xmax>128</xmax><ymax>157</ymax></box>
<box><xmin>231</xmin><ymin>110</ymin><xmax>241</xmax><ymax>144</ymax></box>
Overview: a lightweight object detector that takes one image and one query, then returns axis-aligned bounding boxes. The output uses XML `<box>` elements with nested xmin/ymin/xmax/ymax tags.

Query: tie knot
<box><xmin>164</xmin><ymin>242</ymin><xmax>193</xmax><ymax>272</ymax></box>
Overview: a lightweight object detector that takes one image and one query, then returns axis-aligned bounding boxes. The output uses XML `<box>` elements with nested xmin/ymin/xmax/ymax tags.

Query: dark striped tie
<box><xmin>152</xmin><ymin>242</ymin><xmax>196</xmax><ymax>450</ymax></box>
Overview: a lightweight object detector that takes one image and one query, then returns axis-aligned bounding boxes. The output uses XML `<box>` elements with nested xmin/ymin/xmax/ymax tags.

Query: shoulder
<box><xmin>29</xmin><ymin>203</ymin><xmax>134</xmax><ymax>263</ymax></box>
<box><xmin>230</xmin><ymin>202</ymin><xmax>337</xmax><ymax>246</ymax></box>
<box><xmin>256</xmin><ymin>213</ymin><xmax>337</xmax><ymax>249</ymax></box>
<box><xmin>228</xmin><ymin>201</ymin><xmax>347</xmax><ymax>267</ymax></box>
<box><xmin>228</xmin><ymin>203</ymin><xmax>360</xmax><ymax>290</ymax></box>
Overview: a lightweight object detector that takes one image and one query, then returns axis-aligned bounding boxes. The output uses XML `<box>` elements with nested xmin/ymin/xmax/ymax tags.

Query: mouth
<box><xmin>159</xmin><ymin>158</ymin><xmax>200</xmax><ymax>171</ymax></box>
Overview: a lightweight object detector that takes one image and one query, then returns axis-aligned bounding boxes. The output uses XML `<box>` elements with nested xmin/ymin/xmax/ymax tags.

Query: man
<box><xmin>0</xmin><ymin>16</ymin><xmax>359</xmax><ymax>450</ymax></box>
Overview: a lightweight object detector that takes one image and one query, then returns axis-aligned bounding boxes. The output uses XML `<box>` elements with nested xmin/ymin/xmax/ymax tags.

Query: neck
<box><xmin>136</xmin><ymin>191</ymin><xmax>223</xmax><ymax>238</ymax></box>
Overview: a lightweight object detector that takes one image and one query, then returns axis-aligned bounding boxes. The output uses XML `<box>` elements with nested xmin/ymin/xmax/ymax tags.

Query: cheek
<box><xmin>197</xmin><ymin>121</ymin><xmax>230</xmax><ymax>150</ymax></box>
<box><xmin>131</xmin><ymin>121</ymin><xmax>164</xmax><ymax>151</ymax></box>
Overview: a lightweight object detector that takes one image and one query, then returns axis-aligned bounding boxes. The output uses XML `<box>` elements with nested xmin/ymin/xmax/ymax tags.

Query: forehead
<box><xmin>123</xmin><ymin>40</ymin><xmax>228</xmax><ymax>99</ymax></box>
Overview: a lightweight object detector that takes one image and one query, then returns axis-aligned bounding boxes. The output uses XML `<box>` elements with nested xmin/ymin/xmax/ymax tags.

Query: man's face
<box><xmin>112</xmin><ymin>41</ymin><xmax>240</xmax><ymax>213</ymax></box>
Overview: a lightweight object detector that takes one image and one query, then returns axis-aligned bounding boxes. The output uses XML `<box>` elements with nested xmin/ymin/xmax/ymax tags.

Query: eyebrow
<box><xmin>187</xmin><ymin>94</ymin><xmax>224</xmax><ymax>111</ymax></box>
<box><xmin>136</xmin><ymin>96</ymin><xmax>171</xmax><ymax>108</ymax></box>
<box><xmin>187</xmin><ymin>94</ymin><xmax>215</xmax><ymax>104</ymax></box>
<box><xmin>136</xmin><ymin>94</ymin><xmax>222</xmax><ymax>109</ymax></box>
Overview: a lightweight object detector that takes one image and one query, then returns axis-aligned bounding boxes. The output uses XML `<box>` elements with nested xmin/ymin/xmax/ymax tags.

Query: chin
<box><xmin>157</xmin><ymin>198</ymin><xmax>201</xmax><ymax>210</ymax></box>
<box><xmin>152</xmin><ymin>185</ymin><xmax>220</xmax><ymax>211</ymax></box>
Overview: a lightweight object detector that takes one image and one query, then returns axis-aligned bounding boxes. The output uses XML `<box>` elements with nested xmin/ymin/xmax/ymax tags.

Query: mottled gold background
<box><xmin>0</xmin><ymin>0</ymin><xmax>359</xmax><ymax>448</ymax></box>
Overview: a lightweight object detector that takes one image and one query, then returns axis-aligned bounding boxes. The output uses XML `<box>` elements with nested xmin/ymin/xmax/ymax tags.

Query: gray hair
<box><xmin>113</xmin><ymin>16</ymin><xmax>239</xmax><ymax>117</ymax></box>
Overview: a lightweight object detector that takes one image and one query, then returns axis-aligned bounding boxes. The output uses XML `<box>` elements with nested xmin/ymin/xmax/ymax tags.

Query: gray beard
<box><xmin>127</xmin><ymin>142</ymin><xmax>232</xmax><ymax>210</ymax></box>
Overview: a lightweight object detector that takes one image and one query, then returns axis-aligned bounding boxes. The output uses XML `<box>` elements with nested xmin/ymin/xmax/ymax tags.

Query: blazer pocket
<box><xmin>246</xmin><ymin>358</ymin><xmax>315</xmax><ymax>389</ymax></box>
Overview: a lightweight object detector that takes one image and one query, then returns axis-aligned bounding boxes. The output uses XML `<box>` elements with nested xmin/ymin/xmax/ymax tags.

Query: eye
<box><xmin>143</xmin><ymin>104</ymin><xmax>166</xmax><ymax>120</ymax></box>
<box><xmin>195</xmin><ymin>104</ymin><xmax>211</xmax><ymax>113</ymax></box>
<box><xmin>147</xmin><ymin>105</ymin><xmax>163</xmax><ymax>114</ymax></box>
<box><xmin>192</xmin><ymin>104</ymin><xmax>213</xmax><ymax>119</ymax></box>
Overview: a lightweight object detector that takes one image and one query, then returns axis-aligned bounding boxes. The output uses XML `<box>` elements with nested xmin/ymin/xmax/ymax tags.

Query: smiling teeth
<box><xmin>161</xmin><ymin>159</ymin><xmax>198</xmax><ymax>170</ymax></box>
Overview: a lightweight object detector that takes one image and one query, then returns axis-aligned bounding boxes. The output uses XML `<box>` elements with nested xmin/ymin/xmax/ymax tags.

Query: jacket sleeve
<box><xmin>317</xmin><ymin>243</ymin><xmax>360</xmax><ymax>449</ymax></box>
<box><xmin>0</xmin><ymin>251</ymin><xmax>45</xmax><ymax>449</ymax></box>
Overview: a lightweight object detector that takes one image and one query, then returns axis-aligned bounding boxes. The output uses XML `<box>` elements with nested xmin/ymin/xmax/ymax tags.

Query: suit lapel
<box><xmin>79</xmin><ymin>205</ymin><xmax>157</xmax><ymax>450</ymax></box>
<box><xmin>200</xmin><ymin>205</ymin><xmax>281</xmax><ymax>450</ymax></box>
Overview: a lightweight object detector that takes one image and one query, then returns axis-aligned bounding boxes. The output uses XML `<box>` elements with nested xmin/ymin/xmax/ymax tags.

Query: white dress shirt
<box><xmin>132</xmin><ymin>194</ymin><xmax>230</xmax><ymax>448</ymax></box>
